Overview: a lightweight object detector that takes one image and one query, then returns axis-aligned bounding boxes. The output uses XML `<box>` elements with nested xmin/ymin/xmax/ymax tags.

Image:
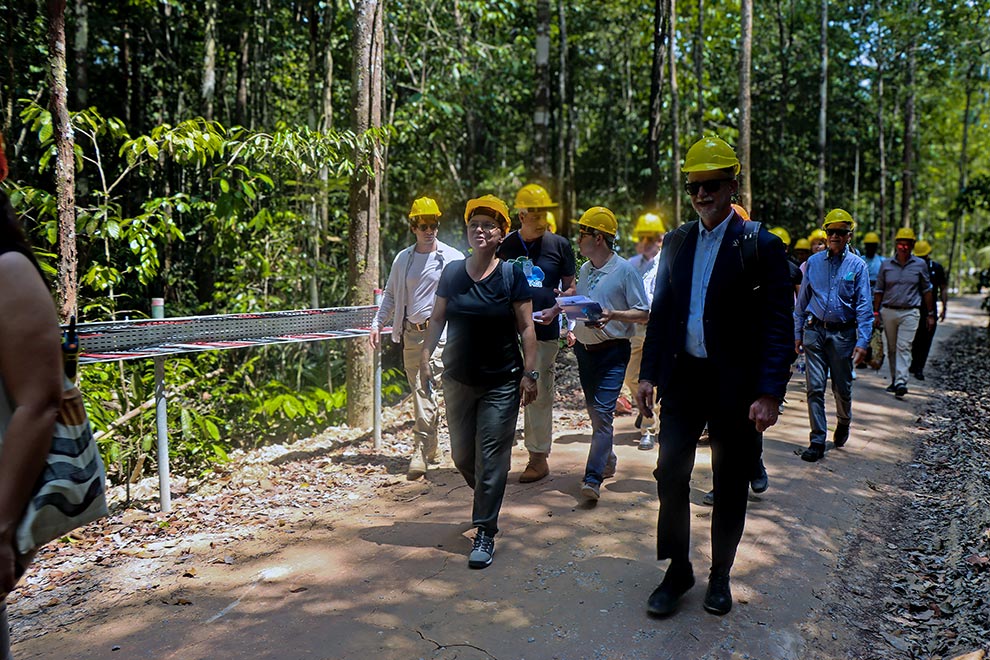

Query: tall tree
<box><xmin>816</xmin><ymin>0</ymin><xmax>828</xmax><ymax>221</ymax></box>
<box><xmin>876</xmin><ymin>27</ymin><xmax>887</xmax><ymax>252</ymax></box>
<box><xmin>72</xmin><ymin>0</ymin><xmax>87</xmax><ymax>108</ymax></box>
<box><xmin>668</xmin><ymin>0</ymin><xmax>681</xmax><ymax>225</ymax></box>
<box><xmin>647</xmin><ymin>0</ymin><xmax>669</xmax><ymax>207</ymax></box>
<box><xmin>899</xmin><ymin>0</ymin><xmax>919</xmax><ymax>229</ymax></box>
<box><xmin>48</xmin><ymin>0</ymin><xmax>77</xmax><ymax>321</ymax></box>
<box><xmin>533</xmin><ymin>0</ymin><xmax>551</xmax><ymax>179</ymax></box>
<box><xmin>345</xmin><ymin>0</ymin><xmax>384</xmax><ymax>428</ymax></box>
<box><xmin>556</xmin><ymin>0</ymin><xmax>571</xmax><ymax>233</ymax></box>
<box><xmin>738</xmin><ymin>0</ymin><xmax>753</xmax><ymax>210</ymax></box>
<box><xmin>693</xmin><ymin>0</ymin><xmax>704</xmax><ymax>135</ymax></box>
<box><xmin>202</xmin><ymin>0</ymin><xmax>217</xmax><ymax>121</ymax></box>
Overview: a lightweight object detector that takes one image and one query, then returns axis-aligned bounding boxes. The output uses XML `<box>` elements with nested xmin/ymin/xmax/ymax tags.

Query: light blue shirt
<box><xmin>685</xmin><ymin>214</ymin><xmax>731</xmax><ymax>358</ymax></box>
<box><xmin>863</xmin><ymin>253</ymin><xmax>885</xmax><ymax>285</ymax></box>
<box><xmin>794</xmin><ymin>247</ymin><xmax>874</xmax><ymax>349</ymax></box>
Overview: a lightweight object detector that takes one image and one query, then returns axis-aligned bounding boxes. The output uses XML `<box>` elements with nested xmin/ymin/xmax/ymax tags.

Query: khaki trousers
<box><xmin>401</xmin><ymin>326</ymin><xmax>444</xmax><ymax>456</ymax></box>
<box><xmin>621</xmin><ymin>332</ymin><xmax>659</xmax><ymax>434</ymax></box>
<box><xmin>522</xmin><ymin>339</ymin><xmax>559</xmax><ymax>453</ymax></box>
<box><xmin>881</xmin><ymin>307</ymin><xmax>919</xmax><ymax>388</ymax></box>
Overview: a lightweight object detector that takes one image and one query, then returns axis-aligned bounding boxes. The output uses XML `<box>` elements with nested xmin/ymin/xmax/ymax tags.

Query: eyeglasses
<box><xmin>468</xmin><ymin>221</ymin><xmax>499</xmax><ymax>233</ymax></box>
<box><xmin>414</xmin><ymin>222</ymin><xmax>439</xmax><ymax>232</ymax></box>
<box><xmin>825</xmin><ymin>228</ymin><xmax>851</xmax><ymax>237</ymax></box>
<box><xmin>578</xmin><ymin>230</ymin><xmax>596</xmax><ymax>239</ymax></box>
<box><xmin>684</xmin><ymin>179</ymin><xmax>734</xmax><ymax>196</ymax></box>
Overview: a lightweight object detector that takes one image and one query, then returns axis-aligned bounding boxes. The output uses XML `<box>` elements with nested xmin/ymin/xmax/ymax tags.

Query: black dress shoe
<box><xmin>915</xmin><ymin>371</ymin><xmax>925</xmax><ymax>381</ymax></box>
<box><xmin>703</xmin><ymin>572</ymin><xmax>732</xmax><ymax>615</ymax></box>
<box><xmin>895</xmin><ymin>385</ymin><xmax>908</xmax><ymax>399</ymax></box>
<box><xmin>647</xmin><ymin>563</ymin><xmax>695</xmax><ymax>617</ymax></box>
<box><xmin>801</xmin><ymin>444</ymin><xmax>825</xmax><ymax>462</ymax></box>
<box><xmin>833</xmin><ymin>423</ymin><xmax>850</xmax><ymax>448</ymax></box>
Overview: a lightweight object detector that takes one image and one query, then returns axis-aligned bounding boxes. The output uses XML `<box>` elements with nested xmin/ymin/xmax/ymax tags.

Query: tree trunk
<box><xmin>899</xmin><ymin>0</ymin><xmax>918</xmax><ymax>229</ymax></box>
<box><xmin>345</xmin><ymin>0</ymin><xmax>383</xmax><ymax>428</ymax></box>
<box><xmin>236</xmin><ymin>18</ymin><xmax>250</xmax><ymax>126</ymax></box>
<box><xmin>693</xmin><ymin>0</ymin><xmax>704</xmax><ymax>135</ymax></box>
<box><xmin>876</xmin><ymin>32</ymin><xmax>887</xmax><ymax>253</ymax></box>
<box><xmin>454</xmin><ymin>0</ymin><xmax>476</xmax><ymax>189</ymax></box>
<box><xmin>738</xmin><ymin>0</ymin><xmax>752</xmax><ymax>211</ymax></box>
<box><xmin>72</xmin><ymin>0</ymin><xmax>87</xmax><ymax>108</ymax></box>
<box><xmin>774</xmin><ymin>0</ymin><xmax>793</xmax><ymax>224</ymax></box>
<box><xmin>668</xmin><ymin>0</ymin><xmax>680</xmax><ymax>226</ymax></box>
<box><xmin>533</xmin><ymin>0</ymin><xmax>551</xmax><ymax>179</ymax></box>
<box><xmin>556</xmin><ymin>0</ymin><xmax>570</xmax><ymax>233</ymax></box>
<box><xmin>647</xmin><ymin>0</ymin><xmax>669</xmax><ymax>207</ymax></box>
<box><xmin>48</xmin><ymin>0</ymin><xmax>77</xmax><ymax>322</ymax></box>
<box><xmin>202</xmin><ymin>0</ymin><xmax>217</xmax><ymax>121</ymax></box>
<box><xmin>816</xmin><ymin>0</ymin><xmax>827</xmax><ymax>222</ymax></box>
<box><xmin>947</xmin><ymin>64</ymin><xmax>974</xmax><ymax>293</ymax></box>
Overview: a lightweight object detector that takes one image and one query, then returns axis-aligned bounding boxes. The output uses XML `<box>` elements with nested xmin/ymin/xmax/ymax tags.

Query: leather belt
<box><xmin>580</xmin><ymin>338</ymin><xmax>630</xmax><ymax>352</ymax></box>
<box><xmin>882</xmin><ymin>305</ymin><xmax>915</xmax><ymax>311</ymax></box>
<box><xmin>404</xmin><ymin>319</ymin><xmax>430</xmax><ymax>331</ymax></box>
<box><xmin>808</xmin><ymin>317</ymin><xmax>857</xmax><ymax>331</ymax></box>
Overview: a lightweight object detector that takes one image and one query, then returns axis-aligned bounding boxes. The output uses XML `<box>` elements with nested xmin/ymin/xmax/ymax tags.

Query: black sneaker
<box><xmin>833</xmin><ymin>423</ymin><xmax>850</xmax><ymax>448</ymax></box>
<box><xmin>895</xmin><ymin>385</ymin><xmax>908</xmax><ymax>399</ymax></box>
<box><xmin>647</xmin><ymin>562</ymin><xmax>695</xmax><ymax>617</ymax></box>
<box><xmin>750</xmin><ymin>462</ymin><xmax>769</xmax><ymax>493</ymax></box>
<box><xmin>801</xmin><ymin>444</ymin><xmax>825</xmax><ymax>462</ymax></box>
<box><xmin>915</xmin><ymin>371</ymin><xmax>925</xmax><ymax>381</ymax></box>
<box><xmin>468</xmin><ymin>529</ymin><xmax>495</xmax><ymax>569</ymax></box>
<box><xmin>885</xmin><ymin>384</ymin><xmax>896</xmax><ymax>393</ymax></box>
<box><xmin>703</xmin><ymin>572</ymin><xmax>732</xmax><ymax>615</ymax></box>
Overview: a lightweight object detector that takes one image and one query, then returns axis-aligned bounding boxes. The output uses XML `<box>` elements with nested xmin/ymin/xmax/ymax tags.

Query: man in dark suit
<box><xmin>635</xmin><ymin>136</ymin><xmax>794</xmax><ymax>617</ymax></box>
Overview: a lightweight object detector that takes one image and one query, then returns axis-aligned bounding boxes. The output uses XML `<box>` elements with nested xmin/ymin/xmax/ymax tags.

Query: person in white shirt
<box><xmin>370</xmin><ymin>197</ymin><xmax>465</xmax><ymax>479</ymax></box>
<box><xmin>622</xmin><ymin>212</ymin><xmax>664</xmax><ymax>450</ymax></box>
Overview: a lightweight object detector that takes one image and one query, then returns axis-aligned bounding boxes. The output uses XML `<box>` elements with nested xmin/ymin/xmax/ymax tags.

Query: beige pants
<box><xmin>621</xmin><ymin>332</ymin><xmax>659</xmax><ymax>434</ymax></box>
<box><xmin>522</xmin><ymin>339</ymin><xmax>559</xmax><ymax>453</ymax></box>
<box><xmin>881</xmin><ymin>307</ymin><xmax>919</xmax><ymax>388</ymax></box>
<box><xmin>401</xmin><ymin>326</ymin><xmax>444</xmax><ymax>455</ymax></box>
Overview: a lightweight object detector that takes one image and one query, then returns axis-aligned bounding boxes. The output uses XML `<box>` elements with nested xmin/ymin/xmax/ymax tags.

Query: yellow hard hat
<box><xmin>578</xmin><ymin>206</ymin><xmax>618</xmax><ymax>235</ymax></box>
<box><xmin>409</xmin><ymin>196</ymin><xmax>441</xmax><ymax>219</ymax></box>
<box><xmin>682</xmin><ymin>135</ymin><xmax>741</xmax><ymax>175</ymax></box>
<box><xmin>809</xmin><ymin>228</ymin><xmax>828</xmax><ymax>242</ymax></box>
<box><xmin>794</xmin><ymin>238</ymin><xmax>812</xmax><ymax>251</ymax></box>
<box><xmin>731</xmin><ymin>204</ymin><xmax>751</xmax><ymax>221</ymax></box>
<box><xmin>769</xmin><ymin>226</ymin><xmax>791</xmax><ymax>246</ymax></box>
<box><xmin>633</xmin><ymin>211</ymin><xmax>666</xmax><ymax>238</ymax></box>
<box><xmin>823</xmin><ymin>208</ymin><xmax>855</xmax><ymax>229</ymax></box>
<box><xmin>464</xmin><ymin>194</ymin><xmax>511</xmax><ymax>233</ymax></box>
<box><xmin>914</xmin><ymin>240</ymin><xmax>932</xmax><ymax>257</ymax></box>
<box><xmin>546</xmin><ymin>210</ymin><xmax>557</xmax><ymax>233</ymax></box>
<box><xmin>514</xmin><ymin>183</ymin><xmax>557</xmax><ymax>210</ymax></box>
<box><xmin>895</xmin><ymin>227</ymin><xmax>917</xmax><ymax>242</ymax></box>
<box><xmin>863</xmin><ymin>231</ymin><xmax>881</xmax><ymax>244</ymax></box>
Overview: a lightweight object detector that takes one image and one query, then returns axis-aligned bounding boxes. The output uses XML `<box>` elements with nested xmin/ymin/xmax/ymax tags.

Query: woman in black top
<box><xmin>0</xmin><ymin>146</ymin><xmax>64</xmax><ymax>656</ymax></box>
<box><xmin>421</xmin><ymin>194</ymin><xmax>537</xmax><ymax>569</ymax></box>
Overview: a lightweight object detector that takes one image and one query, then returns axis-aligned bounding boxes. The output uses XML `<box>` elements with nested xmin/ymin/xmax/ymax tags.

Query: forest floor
<box><xmin>7</xmin><ymin>295</ymin><xmax>990</xmax><ymax>660</ymax></box>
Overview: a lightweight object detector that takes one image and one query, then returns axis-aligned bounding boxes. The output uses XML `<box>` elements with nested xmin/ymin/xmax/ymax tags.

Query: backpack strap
<box><xmin>664</xmin><ymin>221</ymin><xmax>697</xmax><ymax>285</ymax></box>
<box><xmin>501</xmin><ymin>259</ymin><xmax>515</xmax><ymax>300</ymax></box>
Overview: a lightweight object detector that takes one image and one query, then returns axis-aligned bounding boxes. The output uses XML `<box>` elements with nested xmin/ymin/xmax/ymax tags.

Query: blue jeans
<box><xmin>442</xmin><ymin>375</ymin><xmax>520</xmax><ymax>534</ymax></box>
<box><xmin>803</xmin><ymin>325</ymin><xmax>856</xmax><ymax>446</ymax></box>
<box><xmin>574</xmin><ymin>340</ymin><xmax>630</xmax><ymax>485</ymax></box>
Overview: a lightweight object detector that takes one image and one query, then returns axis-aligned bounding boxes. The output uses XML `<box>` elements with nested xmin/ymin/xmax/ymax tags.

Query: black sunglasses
<box><xmin>825</xmin><ymin>228</ymin><xmax>851</xmax><ymax>237</ymax></box>
<box><xmin>684</xmin><ymin>179</ymin><xmax>734</xmax><ymax>196</ymax></box>
<box><xmin>413</xmin><ymin>222</ymin><xmax>439</xmax><ymax>232</ymax></box>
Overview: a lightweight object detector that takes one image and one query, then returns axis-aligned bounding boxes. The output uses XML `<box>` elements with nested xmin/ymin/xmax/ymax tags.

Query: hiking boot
<box><xmin>603</xmin><ymin>455</ymin><xmax>617</xmax><ymax>479</ymax></box>
<box><xmin>638</xmin><ymin>432</ymin><xmax>656</xmax><ymax>451</ymax></box>
<box><xmin>407</xmin><ymin>451</ymin><xmax>427</xmax><ymax>480</ymax></box>
<box><xmin>468</xmin><ymin>529</ymin><xmax>495</xmax><ymax>569</ymax></box>
<box><xmin>703</xmin><ymin>572</ymin><xmax>732</xmax><ymax>615</ymax></box>
<box><xmin>702</xmin><ymin>489</ymin><xmax>715</xmax><ymax>506</ymax></box>
<box><xmin>519</xmin><ymin>451</ymin><xmax>549</xmax><ymax>483</ymax></box>
<box><xmin>750</xmin><ymin>461</ymin><xmax>769</xmax><ymax>493</ymax></box>
<box><xmin>580</xmin><ymin>481</ymin><xmax>601</xmax><ymax>501</ymax></box>
<box><xmin>833</xmin><ymin>423</ymin><xmax>850</xmax><ymax>448</ymax></box>
<box><xmin>801</xmin><ymin>444</ymin><xmax>825</xmax><ymax>462</ymax></box>
<box><xmin>647</xmin><ymin>562</ymin><xmax>695</xmax><ymax>617</ymax></box>
<box><xmin>895</xmin><ymin>385</ymin><xmax>908</xmax><ymax>399</ymax></box>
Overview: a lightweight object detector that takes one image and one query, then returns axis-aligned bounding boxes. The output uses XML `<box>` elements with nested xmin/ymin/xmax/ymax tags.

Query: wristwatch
<box><xmin>524</xmin><ymin>370</ymin><xmax>540</xmax><ymax>381</ymax></box>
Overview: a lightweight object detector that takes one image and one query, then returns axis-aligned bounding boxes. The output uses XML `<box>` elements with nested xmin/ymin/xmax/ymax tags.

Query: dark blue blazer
<box><xmin>639</xmin><ymin>212</ymin><xmax>794</xmax><ymax>403</ymax></box>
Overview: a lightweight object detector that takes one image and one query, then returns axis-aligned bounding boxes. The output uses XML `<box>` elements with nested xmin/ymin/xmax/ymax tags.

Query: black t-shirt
<box><xmin>497</xmin><ymin>231</ymin><xmax>576</xmax><ymax>341</ymax></box>
<box><xmin>438</xmin><ymin>260</ymin><xmax>532</xmax><ymax>387</ymax></box>
<box><xmin>787</xmin><ymin>258</ymin><xmax>803</xmax><ymax>287</ymax></box>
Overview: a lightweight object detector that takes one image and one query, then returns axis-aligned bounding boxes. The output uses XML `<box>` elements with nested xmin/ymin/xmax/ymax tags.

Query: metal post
<box><xmin>373</xmin><ymin>288</ymin><xmax>383</xmax><ymax>450</ymax></box>
<box><xmin>152</xmin><ymin>297</ymin><xmax>171</xmax><ymax>513</ymax></box>
<box><xmin>154</xmin><ymin>357</ymin><xmax>171</xmax><ymax>513</ymax></box>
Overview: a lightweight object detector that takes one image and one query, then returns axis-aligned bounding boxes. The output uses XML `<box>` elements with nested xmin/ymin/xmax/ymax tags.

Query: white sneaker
<box><xmin>638</xmin><ymin>433</ymin><xmax>656</xmax><ymax>450</ymax></box>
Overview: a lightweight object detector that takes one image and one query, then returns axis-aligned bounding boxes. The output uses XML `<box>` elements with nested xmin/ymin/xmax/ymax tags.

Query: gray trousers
<box><xmin>881</xmin><ymin>307</ymin><xmax>919</xmax><ymax>388</ymax></box>
<box><xmin>803</xmin><ymin>324</ymin><xmax>856</xmax><ymax>446</ymax></box>
<box><xmin>443</xmin><ymin>375</ymin><xmax>521</xmax><ymax>535</ymax></box>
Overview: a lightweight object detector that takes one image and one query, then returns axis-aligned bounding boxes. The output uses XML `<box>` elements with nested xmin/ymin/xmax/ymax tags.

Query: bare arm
<box><xmin>0</xmin><ymin>253</ymin><xmax>63</xmax><ymax>596</ymax></box>
<box><xmin>513</xmin><ymin>299</ymin><xmax>538</xmax><ymax>406</ymax></box>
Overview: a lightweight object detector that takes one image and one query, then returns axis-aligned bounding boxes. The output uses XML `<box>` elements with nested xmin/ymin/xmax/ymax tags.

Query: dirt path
<box><xmin>9</xmin><ymin>296</ymin><xmax>989</xmax><ymax>660</ymax></box>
